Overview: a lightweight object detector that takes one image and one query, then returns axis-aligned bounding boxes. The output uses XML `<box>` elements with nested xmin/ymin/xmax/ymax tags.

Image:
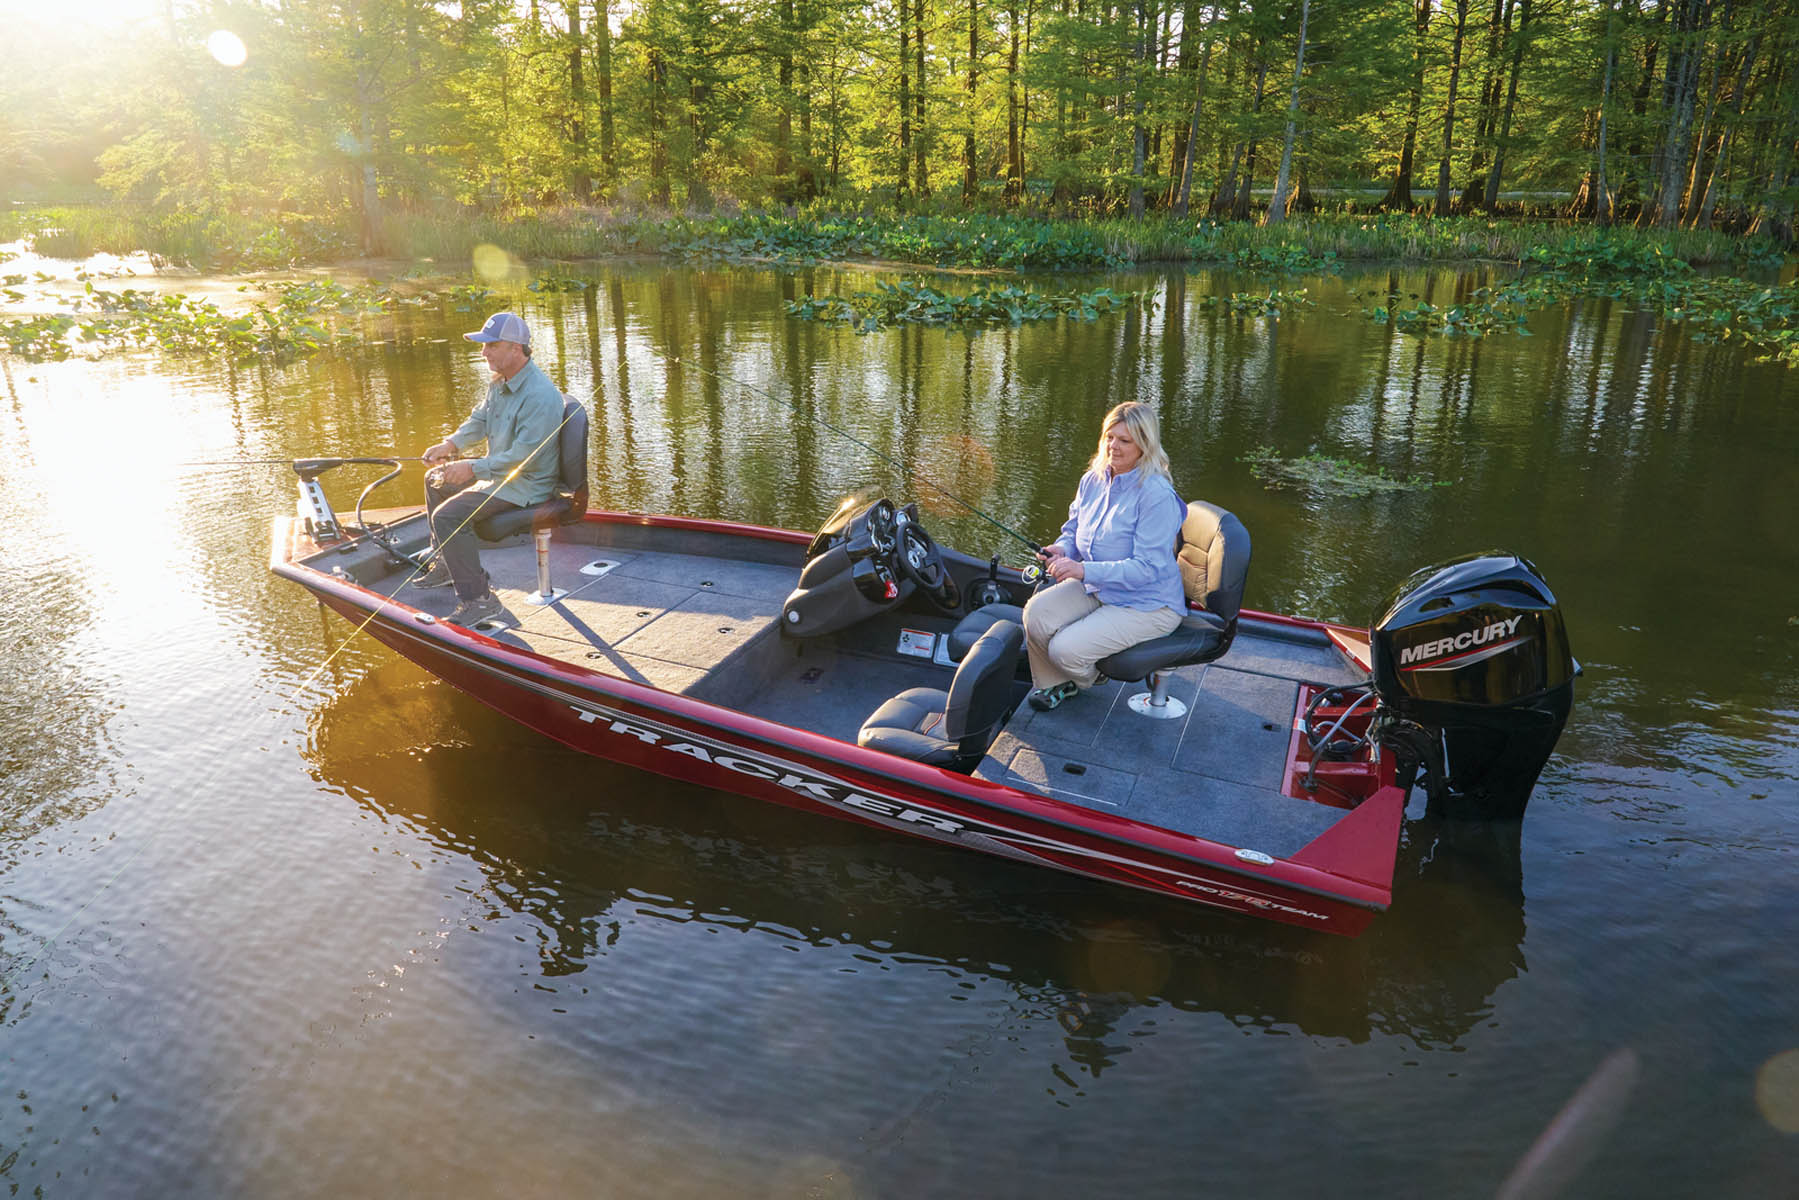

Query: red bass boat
<box><xmin>272</xmin><ymin>447</ymin><xmax>1575</xmax><ymax>937</ymax></box>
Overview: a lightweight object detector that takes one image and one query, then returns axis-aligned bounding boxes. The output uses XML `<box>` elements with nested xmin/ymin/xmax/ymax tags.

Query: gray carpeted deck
<box><xmin>362</xmin><ymin>514</ymin><xmax>1370</xmax><ymax>857</ymax></box>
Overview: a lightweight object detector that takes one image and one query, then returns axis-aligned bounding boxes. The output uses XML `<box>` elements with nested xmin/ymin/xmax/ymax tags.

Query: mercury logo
<box><xmin>1400</xmin><ymin>614</ymin><xmax>1526</xmax><ymax>669</ymax></box>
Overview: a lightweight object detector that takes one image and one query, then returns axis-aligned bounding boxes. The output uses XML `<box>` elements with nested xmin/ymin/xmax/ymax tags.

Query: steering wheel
<box><xmin>895</xmin><ymin>521</ymin><xmax>962</xmax><ymax>613</ymax></box>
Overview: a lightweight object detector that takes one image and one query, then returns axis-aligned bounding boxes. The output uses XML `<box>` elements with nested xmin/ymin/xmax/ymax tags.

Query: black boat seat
<box><xmin>944</xmin><ymin>500</ymin><xmax>1251</xmax><ymax>714</ymax></box>
<box><xmin>473</xmin><ymin>394</ymin><xmax>590</xmax><ymax>541</ymax></box>
<box><xmin>858</xmin><ymin>620</ymin><xmax>1024</xmax><ymax>773</ymax></box>
<box><xmin>947</xmin><ymin>603</ymin><xmax>1023</xmax><ymax>661</ymax></box>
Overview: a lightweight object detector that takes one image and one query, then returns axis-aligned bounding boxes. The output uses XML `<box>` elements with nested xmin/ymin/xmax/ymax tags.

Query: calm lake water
<box><xmin>1</xmin><ymin>259</ymin><xmax>1795</xmax><ymax>1198</ymax></box>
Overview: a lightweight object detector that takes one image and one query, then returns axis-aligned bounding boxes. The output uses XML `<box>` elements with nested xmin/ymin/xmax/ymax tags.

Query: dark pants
<box><xmin>424</xmin><ymin>476</ymin><xmax>523</xmax><ymax>601</ymax></box>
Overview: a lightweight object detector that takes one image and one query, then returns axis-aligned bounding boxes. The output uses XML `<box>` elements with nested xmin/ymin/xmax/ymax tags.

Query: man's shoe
<box><xmin>408</xmin><ymin>561</ymin><xmax>454</xmax><ymax>589</ymax></box>
<box><xmin>447</xmin><ymin>593</ymin><xmax>506</xmax><ymax>627</ymax></box>
<box><xmin>1027</xmin><ymin>681</ymin><xmax>1080</xmax><ymax>712</ymax></box>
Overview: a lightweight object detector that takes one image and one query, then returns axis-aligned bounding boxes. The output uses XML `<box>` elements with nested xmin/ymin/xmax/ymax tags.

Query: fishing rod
<box><xmin>175</xmin><ymin>455</ymin><xmax>443</xmax><ymax>467</ymax></box>
<box><xmin>649</xmin><ymin>348</ymin><xmax>1044</xmax><ymax>557</ymax></box>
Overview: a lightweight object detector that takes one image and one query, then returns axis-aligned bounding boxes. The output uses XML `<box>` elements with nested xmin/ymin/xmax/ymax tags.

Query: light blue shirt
<box><xmin>449</xmin><ymin>359</ymin><xmax>565</xmax><ymax>508</ymax></box>
<box><xmin>1050</xmin><ymin>466</ymin><xmax>1187</xmax><ymax>613</ymax></box>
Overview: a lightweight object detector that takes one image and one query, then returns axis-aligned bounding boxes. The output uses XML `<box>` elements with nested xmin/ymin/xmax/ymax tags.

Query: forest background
<box><xmin>2</xmin><ymin>0</ymin><xmax>1796</xmax><ymax>268</ymax></box>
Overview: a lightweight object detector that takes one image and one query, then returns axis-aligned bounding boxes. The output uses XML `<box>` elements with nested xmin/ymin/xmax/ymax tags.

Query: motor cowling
<box><xmin>1371</xmin><ymin>552</ymin><xmax>1574</xmax><ymax>820</ymax></box>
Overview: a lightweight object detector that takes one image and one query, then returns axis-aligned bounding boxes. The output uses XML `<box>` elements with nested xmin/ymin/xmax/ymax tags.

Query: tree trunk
<box><xmin>1482</xmin><ymin>0</ymin><xmax>1533</xmax><ymax>210</ymax></box>
<box><xmin>899</xmin><ymin>2</ymin><xmax>912</xmax><ymax>200</ymax></box>
<box><xmin>1692</xmin><ymin>33</ymin><xmax>1757</xmax><ymax>229</ymax></box>
<box><xmin>1465</xmin><ymin>0</ymin><xmax>1511</xmax><ymax>204</ymax></box>
<box><xmin>915</xmin><ymin>0</ymin><xmax>930</xmax><ymax>198</ymax></box>
<box><xmin>1265</xmin><ymin>0</ymin><xmax>1309</xmax><ymax>224</ymax></box>
<box><xmin>964</xmin><ymin>0</ymin><xmax>979</xmax><ymax>204</ymax></box>
<box><xmin>595</xmin><ymin>0</ymin><xmax>617</xmax><ymax>192</ymax></box>
<box><xmin>1383</xmin><ymin>0</ymin><xmax>1432</xmax><ymax>210</ymax></box>
<box><xmin>1220</xmin><ymin>54</ymin><xmax>1268</xmax><ymax>218</ymax></box>
<box><xmin>1173</xmin><ymin>14</ymin><xmax>1219</xmax><ymax>217</ymax></box>
<box><xmin>777</xmin><ymin>0</ymin><xmax>795</xmax><ymax>200</ymax></box>
<box><xmin>565</xmin><ymin>2</ymin><xmax>591</xmax><ymax>201</ymax></box>
<box><xmin>648</xmin><ymin>50</ymin><xmax>670</xmax><ymax>205</ymax></box>
<box><xmin>1654</xmin><ymin>0</ymin><xmax>1712</xmax><ymax>227</ymax></box>
<box><xmin>1129</xmin><ymin>0</ymin><xmax>1150</xmax><ymax>219</ymax></box>
<box><xmin>1435</xmin><ymin>0</ymin><xmax>1472</xmax><ymax>217</ymax></box>
<box><xmin>1595</xmin><ymin>0</ymin><xmax>1617</xmax><ymax>225</ymax></box>
<box><xmin>1007</xmin><ymin>1</ymin><xmax>1023</xmax><ymax>200</ymax></box>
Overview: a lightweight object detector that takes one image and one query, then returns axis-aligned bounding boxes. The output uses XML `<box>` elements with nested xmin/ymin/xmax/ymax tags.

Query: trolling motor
<box><xmin>1368</xmin><ymin>552</ymin><xmax>1576</xmax><ymax>821</ymax></box>
<box><xmin>290</xmin><ymin>457</ymin><xmax>431</xmax><ymax>570</ymax></box>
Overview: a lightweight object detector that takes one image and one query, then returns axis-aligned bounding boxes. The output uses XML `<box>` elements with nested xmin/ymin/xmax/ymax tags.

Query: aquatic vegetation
<box><xmin>664</xmin><ymin>213</ymin><xmax>1123</xmax><ymax>271</ymax></box>
<box><xmin>1229</xmin><ymin>244</ymin><xmax>1341</xmax><ymax>274</ymax></box>
<box><xmin>1358</xmin><ymin>235</ymin><xmax>1799</xmax><ymax>362</ymax></box>
<box><xmin>441</xmin><ymin>283</ymin><xmax>496</xmax><ymax>311</ymax></box>
<box><xmin>787</xmin><ymin>280</ymin><xmax>1145</xmax><ymax>332</ymax></box>
<box><xmin>1241</xmin><ymin>447</ymin><xmax>1450</xmax><ymax>496</ymax></box>
<box><xmin>0</xmin><ymin>314</ymin><xmax>80</xmax><ymax>360</ymax></box>
<box><xmin>1197</xmin><ymin>289</ymin><xmax>1317</xmax><ymax>319</ymax></box>
<box><xmin>526</xmin><ymin>275</ymin><xmax>595</xmax><ymax>292</ymax></box>
<box><xmin>1364</xmin><ymin>298</ymin><xmax>1534</xmax><ymax>338</ymax></box>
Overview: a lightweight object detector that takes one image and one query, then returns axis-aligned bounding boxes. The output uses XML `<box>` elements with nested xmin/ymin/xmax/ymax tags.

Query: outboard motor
<box><xmin>1370</xmin><ymin>552</ymin><xmax>1575</xmax><ymax>820</ymax></box>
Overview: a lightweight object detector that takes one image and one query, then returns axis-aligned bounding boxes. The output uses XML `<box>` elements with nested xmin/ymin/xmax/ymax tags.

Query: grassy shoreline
<box><xmin>4</xmin><ymin>203</ymin><xmax>1787</xmax><ymax>276</ymax></box>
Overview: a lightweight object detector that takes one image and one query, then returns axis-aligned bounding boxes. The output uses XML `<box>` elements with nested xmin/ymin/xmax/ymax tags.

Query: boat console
<box><xmin>781</xmin><ymin>496</ymin><xmax>970</xmax><ymax>638</ymax></box>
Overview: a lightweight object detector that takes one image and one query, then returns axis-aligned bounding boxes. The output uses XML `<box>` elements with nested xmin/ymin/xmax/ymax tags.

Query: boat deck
<box><xmin>357</xmin><ymin>513</ymin><xmax>1370</xmax><ymax>859</ymax></box>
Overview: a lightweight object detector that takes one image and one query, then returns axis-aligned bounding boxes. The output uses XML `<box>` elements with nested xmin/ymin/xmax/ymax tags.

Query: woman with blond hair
<box><xmin>1024</xmin><ymin>401</ymin><xmax>1186</xmax><ymax>711</ymax></box>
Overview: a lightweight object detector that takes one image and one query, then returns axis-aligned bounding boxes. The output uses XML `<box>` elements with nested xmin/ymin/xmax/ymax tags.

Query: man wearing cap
<box><xmin>412</xmin><ymin>311</ymin><xmax>565</xmax><ymax>626</ymax></box>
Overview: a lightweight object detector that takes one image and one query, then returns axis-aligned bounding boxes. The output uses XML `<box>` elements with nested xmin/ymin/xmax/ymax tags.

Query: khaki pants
<box><xmin>1023</xmin><ymin>579</ymin><xmax>1184</xmax><ymax>690</ymax></box>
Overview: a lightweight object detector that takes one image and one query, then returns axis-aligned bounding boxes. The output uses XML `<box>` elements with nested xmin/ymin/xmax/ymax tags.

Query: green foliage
<box><xmin>1240</xmin><ymin>447</ymin><xmax>1450</xmax><ymax>496</ymax></box>
<box><xmin>1363</xmin><ymin>298</ymin><xmax>1534</xmax><ymax>337</ymax></box>
<box><xmin>2</xmin><ymin>278</ymin><xmax>466</xmax><ymax>363</ymax></box>
<box><xmin>0</xmin><ymin>314</ymin><xmax>79</xmax><ymax>360</ymax></box>
<box><xmin>1362</xmin><ymin>236</ymin><xmax>1799</xmax><ymax>361</ymax></box>
<box><xmin>8</xmin><ymin>0</ymin><xmax>1799</xmax><ymax>251</ymax></box>
<box><xmin>1229</xmin><ymin>245</ymin><xmax>1341</xmax><ymax>274</ymax></box>
<box><xmin>786</xmin><ymin>280</ymin><xmax>1146</xmax><ymax>332</ymax></box>
<box><xmin>1196</xmin><ymin>289</ymin><xmax>1317</xmax><ymax>319</ymax></box>
<box><xmin>664</xmin><ymin>213</ymin><xmax>1125</xmax><ymax>270</ymax></box>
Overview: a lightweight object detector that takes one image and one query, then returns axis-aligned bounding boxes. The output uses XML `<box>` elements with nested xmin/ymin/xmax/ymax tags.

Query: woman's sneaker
<box><xmin>1028</xmin><ymin>681</ymin><xmax>1079</xmax><ymax>711</ymax></box>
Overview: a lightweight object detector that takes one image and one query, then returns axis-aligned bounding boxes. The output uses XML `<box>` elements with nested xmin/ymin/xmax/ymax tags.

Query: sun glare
<box><xmin>206</xmin><ymin>29</ymin><xmax>247</xmax><ymax>67</ymax></box>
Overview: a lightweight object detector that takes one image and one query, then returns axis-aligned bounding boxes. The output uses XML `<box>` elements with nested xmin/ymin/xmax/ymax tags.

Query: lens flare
<box><xmin>1756</xmin><ymin>1048</ymin><xmax>1799</xmax><ymax>1134</ymax></box>
<box><xmin>206</xmin><ymin>30</ymin><xmax>248</xmax><ymax>67</ymax></box>
<box><xmin>472</xmin><ymin>243</ymin><xmax>524</xmax><ymax>283</ymax></box>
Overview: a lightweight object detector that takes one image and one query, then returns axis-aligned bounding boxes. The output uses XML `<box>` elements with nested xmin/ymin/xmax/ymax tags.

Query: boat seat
<box><xmin>474</xmin><ymin>394</ymin><xmax>590</xmax><ymax>541</ymax></box>
<box><xmin>1100</xmin><ymin>500</ymin><xmax>1251</xmax><ymax>716</ymax></box>
<box><xmin>858</xmin><ymin>620</ymin><xmax>1024</xmax><ymax>773</ymax></box>
<box><xmin>946</xmin><ymin>603</ymin><xmax>1024</xmax><ymax>662</ymax></box>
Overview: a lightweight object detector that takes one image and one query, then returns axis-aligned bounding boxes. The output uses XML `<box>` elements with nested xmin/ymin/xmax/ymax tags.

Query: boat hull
<box><xmin>279</xmin><ymin>512</ymin><xmax>1403</xmax><ymax>936</ymax></box>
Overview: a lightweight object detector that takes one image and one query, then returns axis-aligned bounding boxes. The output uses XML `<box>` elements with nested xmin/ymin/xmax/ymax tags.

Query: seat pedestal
<box><xmin>1127</xmin><ymin>671</ymin><xmax>1188</xmax><ymax>719</ymax></box>
<box><xmin>524</xmin><ymin>527</ymin><xmax>568</xmax><ymax>606</ymax></box>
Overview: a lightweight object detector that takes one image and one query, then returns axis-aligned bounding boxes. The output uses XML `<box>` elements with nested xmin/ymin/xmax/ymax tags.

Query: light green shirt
<box><xmin>449</xmin><ymin>359</ymin><xmax>565</xmax><ymax>508</ymax></box>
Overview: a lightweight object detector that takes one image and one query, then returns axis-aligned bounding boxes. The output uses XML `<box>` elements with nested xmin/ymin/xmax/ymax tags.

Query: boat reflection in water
<box><xmin>304</xmin><ymin>660</ymin><xmax>1525</xmax><ymax>1058</ymax></box>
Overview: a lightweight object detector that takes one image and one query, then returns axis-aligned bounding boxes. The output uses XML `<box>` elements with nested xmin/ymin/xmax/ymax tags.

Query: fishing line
<box><xmin>644</xmin><ymin>344</ymin><xmax>1042</xmax><ymax>556</ymax></box>
<box><xmin>0</xmin><ymin>410</ymin><xmax>576</xmax><ymax>996</ymax></box>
